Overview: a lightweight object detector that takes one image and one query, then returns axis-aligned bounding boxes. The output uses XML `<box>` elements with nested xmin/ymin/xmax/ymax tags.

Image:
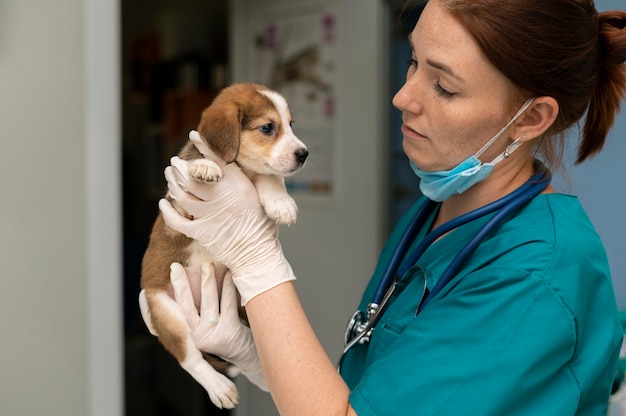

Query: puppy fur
<box><xmin>140</xmin><ymin>83</ymin><xmax>307</xmax><ymax>409</ymax></box>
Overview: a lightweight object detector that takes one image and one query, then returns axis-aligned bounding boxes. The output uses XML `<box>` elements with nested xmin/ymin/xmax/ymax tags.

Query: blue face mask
<box><xmin>410</xmin><ymin>98</ymin><xmax>535</xmax><ymax>202</ymax></box>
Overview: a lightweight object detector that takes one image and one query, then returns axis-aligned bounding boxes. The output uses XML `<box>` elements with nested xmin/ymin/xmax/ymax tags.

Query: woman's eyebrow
<box><xmin>426</xmin><ymin>59</ymin><xmax>465</xmax><ymax>83</ymax></box>
<box><xmin>408</xmin><ymin>35</ymin><xmax>465</xmax><ymax>83</ymax></box>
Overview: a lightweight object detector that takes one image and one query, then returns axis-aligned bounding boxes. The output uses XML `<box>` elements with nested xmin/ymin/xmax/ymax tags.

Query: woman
<box><xmin>154</xmin><ymin>0</ymin><xmax>626</xmax><ymax>414</ymax></box>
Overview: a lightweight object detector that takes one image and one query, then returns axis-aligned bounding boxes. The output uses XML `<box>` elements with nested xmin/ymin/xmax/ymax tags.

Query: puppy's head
<box><xmin>196</xmin><ymin>83</ymin><xmax>308</xmax><ymax>176</ymax></box>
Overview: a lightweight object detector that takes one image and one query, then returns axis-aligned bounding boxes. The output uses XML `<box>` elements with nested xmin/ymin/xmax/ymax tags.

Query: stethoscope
<box><xmin>338</xmin><ymin>167</ymin><xmax>552</xmax><ymax>371</ymax></box>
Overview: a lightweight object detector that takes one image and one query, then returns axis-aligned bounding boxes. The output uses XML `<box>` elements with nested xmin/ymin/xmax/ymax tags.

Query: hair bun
<box><xmin>598</xmin><ymin>11</ymin><xmax>626</xmax><ymax>66</ymax></box>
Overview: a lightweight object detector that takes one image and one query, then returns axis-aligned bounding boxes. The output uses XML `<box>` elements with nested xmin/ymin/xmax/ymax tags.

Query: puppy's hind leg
<box><xmin>180</xmin><ymin>337</ymin><xmax>240</xmax><ymax>409</ymax></box>
<box><xmin>145</xmin><ymin>290</ymin><xmax>239</xmax><ymax>409</ymax></box>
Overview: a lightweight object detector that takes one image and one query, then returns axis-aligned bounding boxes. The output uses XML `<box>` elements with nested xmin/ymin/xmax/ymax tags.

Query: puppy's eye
<box><xmin>259</xmin><ymin>123</ymin><xmax>274</xmax><ymax>135</ymax></box>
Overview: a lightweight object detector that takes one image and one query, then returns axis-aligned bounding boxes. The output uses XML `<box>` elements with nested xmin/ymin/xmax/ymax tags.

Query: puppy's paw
<box><xmin>226</xmin><ymin>366</ymin><xmax>241</xmax><ymax>378</ymax></box>
<box><xmin>207</xmin><ymin>374</ymin><xmax>239</xmax><ymax>409</ymax></box>
<box><xmin>182</xmin><ymin>350</ymin><xmax>239</xmax><ymax>409</ymax></box>
<box><xmin>188</xmin><ymin>159</ymin><xmax>223</xmax><ymax>183</ymax></box>
<box><xmin>261</xmin><ymin>193</ymin><xmax>298</xmax><ymax>225</ymax></box>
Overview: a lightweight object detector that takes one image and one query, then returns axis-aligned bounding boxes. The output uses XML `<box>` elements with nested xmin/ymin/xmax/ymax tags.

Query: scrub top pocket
<box><xmin>366</xmin><ymin>266</ymin><xmax>428</xmax><ymax>362</ymax></box>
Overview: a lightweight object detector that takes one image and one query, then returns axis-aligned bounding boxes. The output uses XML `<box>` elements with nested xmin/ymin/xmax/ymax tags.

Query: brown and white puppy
<box><xmin>139</xmin><ymin>83</ymin><xmax>307</xmax><ymax>409</ymax></box>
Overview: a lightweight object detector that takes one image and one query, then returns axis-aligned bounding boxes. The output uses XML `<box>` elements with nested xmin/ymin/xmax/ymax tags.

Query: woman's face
<box><xmin>393</xmin><ymin>0</ymin><xmax>517</xmax><ymax>172</ymax></box>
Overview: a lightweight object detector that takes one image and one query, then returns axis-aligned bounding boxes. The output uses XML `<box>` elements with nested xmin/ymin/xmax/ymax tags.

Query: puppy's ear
<box><xmin>197</xmin><ymin>101</ymin><xmax>241</xmax><ymax>163</ymax></box>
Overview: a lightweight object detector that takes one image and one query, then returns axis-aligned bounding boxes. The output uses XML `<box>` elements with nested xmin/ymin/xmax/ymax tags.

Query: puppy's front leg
<box><xmin>254</xmin><ymin>174</ymin><xmax>298</xmax><ymax>225</ymax></box>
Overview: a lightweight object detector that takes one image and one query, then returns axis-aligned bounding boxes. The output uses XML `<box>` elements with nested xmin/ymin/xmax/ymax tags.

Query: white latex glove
<box><xmin>170</xmin><ymin>261</ymin><xmax>269</xmax><ymax>391</ymax></box>
<box><xmin>159</xmin><ymin>143</ymin><xmax>295</xmax><ymax>305</ymax></box>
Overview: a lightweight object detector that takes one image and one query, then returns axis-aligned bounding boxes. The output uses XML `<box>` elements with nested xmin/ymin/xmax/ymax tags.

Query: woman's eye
<box><xmin>259</xmin><ymin>123</ymin><xmax>274</xmax><ymax>134</ymax></box>
<box><xmin>435</xmin><ymin>82</ymin><xmax>455</xmax><ymax>99</ymax></box>
<box><xmin>406</xmin><ymin>58</ymin><xmax>418</xmax><ymax>69</ymax></box>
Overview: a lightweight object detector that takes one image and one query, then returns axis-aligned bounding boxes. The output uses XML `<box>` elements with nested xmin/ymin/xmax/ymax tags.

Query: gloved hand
<box><xmin>170</xmin><ymin>261</ymin><xmax>269</xmax><ymax>391</ymax></box>
<box><xmin>158</xmin><ymin>133</ymin><xmax>295</xmax><ymax>305</ymax></box>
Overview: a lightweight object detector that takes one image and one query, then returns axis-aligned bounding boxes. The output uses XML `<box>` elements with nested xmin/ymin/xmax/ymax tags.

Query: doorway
<box><xmin>121</xmin><ymin>1</ymin><xmax>231</xmax><ymax>415</ymax></box>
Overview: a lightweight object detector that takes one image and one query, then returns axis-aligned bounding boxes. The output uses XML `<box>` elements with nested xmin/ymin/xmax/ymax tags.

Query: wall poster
<box><xmin>248</xmin><ymin>3</ymin><xmax>338</xmax><ymax>201</ymax></box>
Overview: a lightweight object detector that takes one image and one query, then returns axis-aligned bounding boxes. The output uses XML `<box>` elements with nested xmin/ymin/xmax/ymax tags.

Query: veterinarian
<box><xmin>156</xmin><ymin>0</ymin><xmax>626</xmax><ymax>414</ymax></box>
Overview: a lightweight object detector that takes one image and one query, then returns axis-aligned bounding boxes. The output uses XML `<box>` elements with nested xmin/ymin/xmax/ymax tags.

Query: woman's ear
<box><xmin>514</xmin><ymin>96</ymin><xmax>559</xmax><ymax>141</ymax></box>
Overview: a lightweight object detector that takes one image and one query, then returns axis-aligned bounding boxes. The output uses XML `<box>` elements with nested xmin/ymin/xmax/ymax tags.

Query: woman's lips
<box><xmin>401</xmin><ymin>123</ymin><xmax>427</xmax><ymax>140</ymax></box>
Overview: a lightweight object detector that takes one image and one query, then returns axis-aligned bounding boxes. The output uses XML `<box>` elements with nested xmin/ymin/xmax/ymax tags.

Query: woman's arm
<box><xmin>246</xmin><ymin>281</ymin><xmax>357</xmax><ymax>416</ymax></box>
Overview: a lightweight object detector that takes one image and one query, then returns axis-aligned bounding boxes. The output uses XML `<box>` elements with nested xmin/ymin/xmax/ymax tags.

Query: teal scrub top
<box><xmin>340</xmin><ymin>194</ymin><xmax>622</xmax><ymax>415</ymax></box>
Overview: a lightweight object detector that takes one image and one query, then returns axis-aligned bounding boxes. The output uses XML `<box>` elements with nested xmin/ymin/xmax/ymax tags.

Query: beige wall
<box><xmin>0</xmin><ymin>0</ymin><xmax>122</xmax><ymax>415</ymax></box>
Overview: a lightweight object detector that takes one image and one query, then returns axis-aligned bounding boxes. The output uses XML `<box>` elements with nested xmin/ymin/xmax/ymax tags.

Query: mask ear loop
<box><xmin>504</xmin><ymin>135</ymin><xmax>525</xmax><ymax>158</ymax></box>
<box><xmin>474</xmin><ymin>98</ymin><xmax>536</xmax><ymax>159</ymax></box>
<box><xmin>491</xmin><ymin>135</ymin><xmax>526</xmax><ymax>165</ymax></box>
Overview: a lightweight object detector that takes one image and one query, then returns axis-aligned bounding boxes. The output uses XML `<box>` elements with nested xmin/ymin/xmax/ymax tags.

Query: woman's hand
<box><xmin>170</xmin><ymin>261</ymin><xmax>269</xmax><ymax>391</ymax></box>
<box><xmin>159</xmin><ymin>143</ymin><xmax>295</xmax><ymax>305</ymax></box>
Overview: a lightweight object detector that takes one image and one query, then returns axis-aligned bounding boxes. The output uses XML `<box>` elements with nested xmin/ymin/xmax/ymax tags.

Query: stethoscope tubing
<box><xmin>371</xmin><ymin>199</ymin><xmax>438</xmax><ymax>304</ymax></box>
<box><xmin>374</xmin><ymin>169</ymin><xmax>551</xmax><ymax>306</ymax></box>
<box><xmin>339</xmin><ymin>168</ymin><xmax>552</xmax><ymax>371</ymax></box>
<box><xmin>418</xmin><ymin>171</ymin><xmax>551</xmax><ymax>312</ymax></box>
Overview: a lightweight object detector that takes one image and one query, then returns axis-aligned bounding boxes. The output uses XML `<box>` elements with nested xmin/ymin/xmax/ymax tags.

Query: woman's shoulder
<box><xmin>500</xmin><ymin>193</ymin><xmax>612</xmax><ymax>306</ymax></box>
<box><xmin>463</xmin><ymin>193</ymin><xmax>611</xmax><ymax>307</ymax></box>
<box><xmin>512</xmin><ymin>193</ymin><xmax>603</xmax><ymax>252</ymax></box>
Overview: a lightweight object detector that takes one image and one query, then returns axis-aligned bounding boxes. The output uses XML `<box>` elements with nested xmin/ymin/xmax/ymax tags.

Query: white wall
<box><xmin>84</xmin><ymin>0</ymin><xmax>123</xmax><ymax>414</ymax></box>
<box><xmin>0</xmin><ymin>0</ymin><xmax>122</xmax><ymax>415</ymax></box>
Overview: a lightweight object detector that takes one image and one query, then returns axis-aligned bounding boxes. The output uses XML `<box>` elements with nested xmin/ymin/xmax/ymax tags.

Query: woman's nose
<box><xmin>392</xmin><ymin>73</ymin><xmax>422</xmax><ymax>114</ymax></box>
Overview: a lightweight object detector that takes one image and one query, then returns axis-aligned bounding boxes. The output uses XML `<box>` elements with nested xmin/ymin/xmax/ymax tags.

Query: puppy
<box><xmin>139</xmin><ymin>83</ymin><xmax>307</xmax><ymax>409</ymax></box>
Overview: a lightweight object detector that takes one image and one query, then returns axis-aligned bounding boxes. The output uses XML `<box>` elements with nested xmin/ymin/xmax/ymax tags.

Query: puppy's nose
<box><xmin>295</xmin><ymin>148</ymin><xmax>309</xmax><ymax>165</ymax></box>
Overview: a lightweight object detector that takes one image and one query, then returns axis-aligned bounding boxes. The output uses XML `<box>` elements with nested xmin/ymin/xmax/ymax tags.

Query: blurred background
<box><xmin>0</xmin><ymin>0</ymin><xmax>623</xmax><ymax>415</ymax></box>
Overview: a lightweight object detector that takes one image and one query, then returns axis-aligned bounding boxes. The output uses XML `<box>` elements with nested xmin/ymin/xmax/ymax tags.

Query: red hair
<box><xmin>440</xmin><ymin>0</ymin><xmax>626</xmax><ymax>164</ymax></box>
<box><xmin>431</xmin><ymin>0</ymin><xmax>626</xmax><ymax>165</ymax></box>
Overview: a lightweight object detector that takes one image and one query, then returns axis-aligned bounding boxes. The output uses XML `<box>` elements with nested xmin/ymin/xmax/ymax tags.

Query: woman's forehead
<box><xmin>415</xmin><ymin>3</ymin><xmax>506</xmax><ymax>81</ymax></box>
<box><xmin>411</xmin><ymin>1</ymin><xmax>516</xmax><ymax>99</ymax></box>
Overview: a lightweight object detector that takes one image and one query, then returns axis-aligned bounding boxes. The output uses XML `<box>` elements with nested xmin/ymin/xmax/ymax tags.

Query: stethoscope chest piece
<box><xmin>344</xmin><ymin>301</ymin><xmax>381</xmax><ymax>347</ymax></box>
<box><xmin>344</xmin><ymin>309</ymin><xmax>368</xmax><ymax>346</ymax></box>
